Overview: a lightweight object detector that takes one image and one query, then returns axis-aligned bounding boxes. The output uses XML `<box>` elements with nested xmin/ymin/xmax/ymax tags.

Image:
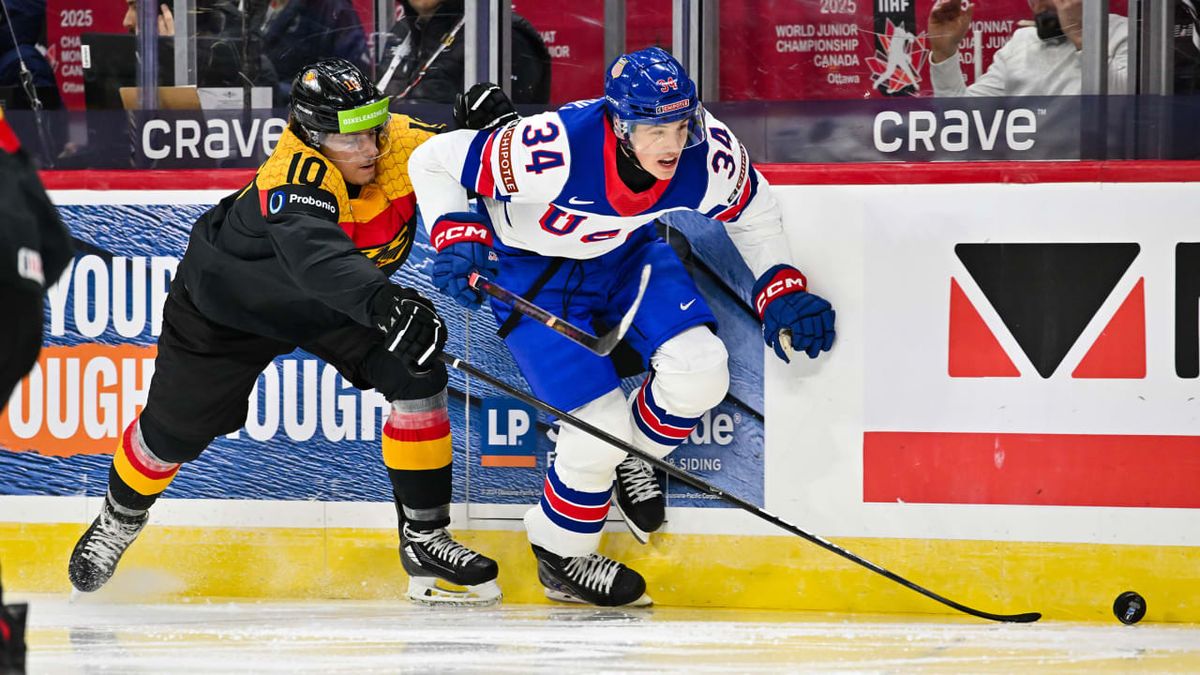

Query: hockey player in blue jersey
<box><xmin>409</xmin><ymin>47</ymin><xmax>836</xmax><ymax>607</ymax></box>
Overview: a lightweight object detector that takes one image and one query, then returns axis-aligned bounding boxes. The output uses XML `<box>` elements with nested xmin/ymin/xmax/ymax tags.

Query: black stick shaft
<box><xmin>470</xmin><ymin>272</ymin><xmax>602</xmax><ymax>348</ymax></box>
<box><xmin>440</xmin><ymin>352</ymin><xmax>1041</xmax><ymax>624</ymax></box>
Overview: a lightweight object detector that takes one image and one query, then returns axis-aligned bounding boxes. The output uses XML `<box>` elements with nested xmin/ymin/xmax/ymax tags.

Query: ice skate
<box><xmin>400</xmin><ymin>523</ymin><xmax>501</xmax><ymax>606</ymax></box>
<box><xmin>68</xmin><ymin>499</ymin><xmax>148</xmax><ymax>593</ymax></box>
<box><xmin>532</xmin><ymin>544</ymin><xmax>651</xmax><ymax>607</ymax></box>
<box><xmin>613</xmin><ymin>455</ymin><xmax>665</xmax><ymax>544</ymax></box>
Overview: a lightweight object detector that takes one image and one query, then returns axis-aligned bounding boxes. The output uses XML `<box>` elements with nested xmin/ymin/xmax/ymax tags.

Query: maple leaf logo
<box><xmin>866</xmin><ymin>19</ymin><xmax>930</xmax><ymax>95</ymax></box>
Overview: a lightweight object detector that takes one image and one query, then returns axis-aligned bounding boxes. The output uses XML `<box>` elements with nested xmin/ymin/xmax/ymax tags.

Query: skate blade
<box><xmin>407</xmin><ymin>578</ymin><xmax>502</xmax><ymax>607</ymax></box>
<box><xmin>613</xmin><ymin>503</ymin><xmax>651</xmax><ymax>545</ymax></box>
<box><xmin>543</xmin><ymin>587</ymin><xmax>653</xmax><ymax>608</ymax></box>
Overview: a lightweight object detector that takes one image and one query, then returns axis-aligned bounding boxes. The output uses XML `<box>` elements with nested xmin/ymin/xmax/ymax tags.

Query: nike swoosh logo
<box><xmin>680</xmin><ymin>299</ymin><xmax>696</xmax><ymax>311</ymax></box>
<box><xmin>568</xmin><ymin>197</ymin><xmax>594</xmax><ymax>205</ymax></box>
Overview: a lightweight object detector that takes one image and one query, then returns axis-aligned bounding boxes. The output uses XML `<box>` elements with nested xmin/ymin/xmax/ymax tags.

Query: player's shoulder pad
<box><xmin>383</xmin><ymin>113</ymin><xmax>444</xmax><ymax>154</ymax></box>
<box><xmin>375</xmin><ymin>113</ymin><xmax>442</xmax><ymax>199</ymax></box>
<box><xmin>256</xmin><ymin>125</ymin><xmax>347</xmax><ymax>221</ymax></box>
<box><xmin>484</xmin><ymin>110</ymin><xmax>571</xmax><ymax>200</ymax></box>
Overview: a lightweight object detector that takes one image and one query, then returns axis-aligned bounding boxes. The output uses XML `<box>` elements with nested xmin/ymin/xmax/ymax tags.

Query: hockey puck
<box><xmin>1113</xmin><ymin>591</ymin><xmax>1146</xmax><ymax>625</ymax></box>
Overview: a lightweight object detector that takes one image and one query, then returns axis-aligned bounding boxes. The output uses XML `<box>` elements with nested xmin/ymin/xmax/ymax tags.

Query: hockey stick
<box><xmin>468</xmin><ymin>264</ymin><xmax>652</xmax><ymax>357</ymax></box>
<box><xmin>438</xmin><ymin>352</ymin><xmax>1041</xmax><ymax>624</ymax></box>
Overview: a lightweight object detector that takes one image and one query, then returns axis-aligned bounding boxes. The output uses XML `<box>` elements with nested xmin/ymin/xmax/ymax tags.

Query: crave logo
<box><xmin>949</xmin><ymin>243</ymin><xmax>1144</xmax><ymax>379</ymax></box>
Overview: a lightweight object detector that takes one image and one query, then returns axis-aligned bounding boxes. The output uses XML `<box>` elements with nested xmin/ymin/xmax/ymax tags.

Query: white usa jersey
<box><xmin>408</xmin><ymin>99</ymin><xmax>791</xmax><ymax>277</ymax></box>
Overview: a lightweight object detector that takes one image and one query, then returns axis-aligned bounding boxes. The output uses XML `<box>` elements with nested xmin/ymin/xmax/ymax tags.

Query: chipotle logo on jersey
<box><xmin>497</xmin><ymin>125</ymin><xmax>519</xmax><ymax>193</ymax></box>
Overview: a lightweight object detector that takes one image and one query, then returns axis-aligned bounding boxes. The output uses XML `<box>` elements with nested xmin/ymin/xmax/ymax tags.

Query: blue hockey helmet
<box><xmin>604</xmin><ymin>47</ymin><xmax>706</xmax><ymax>151</ymax></box>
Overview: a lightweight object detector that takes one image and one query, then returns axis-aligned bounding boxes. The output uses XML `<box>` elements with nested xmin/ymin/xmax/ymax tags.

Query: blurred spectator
<box><xmin>0</xmin><ymin>0</ymin><xmax>55</xmax><ymax>89</ymax></box>
<box><xmin>245</xmin><ymin>0</ymin><xmax>370</xmax><ymax>101</ymax></box>
<box><xmin>192</xmin><ymin>0</ymin><xmax>278</xmax><ymax>90</ymax></box>
<box><xmin>123</xmin><ymin>0</ymin><xmax>176</xmax><ymax>35</ymax></box>
<box><xmin>376</xmin><ymin>0</ymin><xmax>550</xmax><ymax>104</ymax></box>
<box><xmin>927</xmin><ymin>0</ymin><xmax>1128</xmax><ymax>96</ymax></box>
<box><xmin>116</xmin><ymin>0</ymin><xmax>278</xmax><ymax>90</ymax></box>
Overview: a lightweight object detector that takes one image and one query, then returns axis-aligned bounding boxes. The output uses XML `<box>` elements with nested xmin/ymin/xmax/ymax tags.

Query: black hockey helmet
<box><xmin>289</xmin><ymin>58</ymin><xmax>391</xmax><ymax>150</ymax></box>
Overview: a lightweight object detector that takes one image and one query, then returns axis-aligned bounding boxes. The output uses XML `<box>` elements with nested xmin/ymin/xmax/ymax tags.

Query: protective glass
<box><xmin>618</xmin><ymin>107</ymin><xmax>707</xmax><ymax>154</ymax></box>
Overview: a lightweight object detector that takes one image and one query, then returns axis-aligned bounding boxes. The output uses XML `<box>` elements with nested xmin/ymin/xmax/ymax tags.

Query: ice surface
<box><xmin>14</xmin><ymin>594</ymin><xmax>1200</xmax><ymax>673</ymax></box>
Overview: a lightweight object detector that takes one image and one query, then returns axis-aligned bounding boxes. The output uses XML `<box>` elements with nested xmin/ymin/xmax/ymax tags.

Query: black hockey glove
<box><xmin>372</xmin><ymin>285</ymin><xmax>447</xmax><ymax>368</ymax></box>
<box><xmin>454</xmin><ymin>82</ymin><xmax>519</xmax><ymax>131</ymax></box>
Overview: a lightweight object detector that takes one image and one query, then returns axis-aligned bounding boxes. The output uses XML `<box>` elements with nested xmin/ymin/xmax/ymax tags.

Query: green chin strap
<box><xmin>336</xmin><ymin>97</ymin><xmax>390</xmax><ymax>133</ymax></box>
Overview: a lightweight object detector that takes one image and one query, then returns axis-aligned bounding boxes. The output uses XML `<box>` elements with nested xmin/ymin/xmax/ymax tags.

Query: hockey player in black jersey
<box><xmin>67</xmin><ymin>59</ymin><xmax>500</xmax><ymax>606</ymax></box>
<box><xmin>0</xmin><ymin>108</ymin><xmax>56</xmax><ymax>675</ymax></box>
<box><xmin>0</xmin><ymin>108</ymin><xmax>73</xmax><ymax>413</ymax></box>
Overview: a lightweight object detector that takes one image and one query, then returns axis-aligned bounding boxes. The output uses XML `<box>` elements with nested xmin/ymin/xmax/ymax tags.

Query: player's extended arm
<box><xmin>262</xmin><ymin>190</ymin><xmax>388</xmax><ymax>326</ymax></box>
<box><xmin>728</xmin><ymin>177</ymin><xmax>837</xmax><ymax>362</ymax></box>
<box><xmin>408</xmin><ymin>131</ymin><xmax>477</xmax><ymax>229</ymax></box>
<box><xmin>705</xmin><ymin>122</ymin><xmax>836</xmax><ymax>362</ymax></box>
<box><xmin>264</xmin><ymin>200</ymin><xmax>446</xmax><ymax>364</ymax></box>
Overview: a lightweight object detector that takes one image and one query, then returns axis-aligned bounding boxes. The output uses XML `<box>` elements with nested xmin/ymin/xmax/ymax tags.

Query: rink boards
<box><xmin>2</xmin><ymin>162</ymin><xmax>1199</xmax><ymax>622</ymax></box>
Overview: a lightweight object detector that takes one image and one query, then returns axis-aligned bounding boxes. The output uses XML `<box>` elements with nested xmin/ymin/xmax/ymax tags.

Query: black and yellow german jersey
<box><xmin>177</xmin><ymin>113</ymin><xmax>439</xmax><ymax>344</ymax></box>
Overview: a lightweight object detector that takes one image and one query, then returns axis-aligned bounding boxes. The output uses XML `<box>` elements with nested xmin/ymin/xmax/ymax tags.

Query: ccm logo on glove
<box><xmin>754</xmin><ymin>266</ymin><xmax>808</xmax><ymax>318</ymax></box>
<box><xmin>431</xmin><ymin>220</ymin><xmax>494</xmax><ymax>251</ymax></box>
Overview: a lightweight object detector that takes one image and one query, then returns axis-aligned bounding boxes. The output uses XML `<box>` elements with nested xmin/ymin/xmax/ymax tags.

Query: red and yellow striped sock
<box><xmin>108</xmin><ymin>418</ymin><xmax>180</xmax><ymax>511</ymax></box>
<box><xmin>383</xmin><ymin>392</ymin><xmax>453</xmax><ymax>530</ymax></box>
<box><xmin>383</xmin><ymin>395</ymin><xmax>452</xmax><ymax>472</ymax></box>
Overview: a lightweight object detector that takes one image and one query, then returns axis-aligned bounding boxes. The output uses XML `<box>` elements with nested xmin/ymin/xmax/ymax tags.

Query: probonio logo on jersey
<box><xmin>264</xmin><ymin>185</ymin><xmax>339</xmax><ymax>221</ymax></box>
<box><xmin>268</xmin><ymin>191</ymin><xmax>286</xmax><ymax>214</ymax></box>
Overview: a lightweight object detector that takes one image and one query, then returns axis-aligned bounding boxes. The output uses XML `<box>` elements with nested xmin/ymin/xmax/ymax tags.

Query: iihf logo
<box><xmin>866</xmin><ymin>19</ymin><xmax>930</xmax><ymax>95</ymax></box>
<box><xmin>655</xmin><ymin>77</ymin><xmax>678</xmax><ymax>93</ymax></box>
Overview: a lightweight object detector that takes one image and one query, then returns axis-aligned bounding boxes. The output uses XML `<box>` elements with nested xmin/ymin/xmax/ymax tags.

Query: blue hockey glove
<box><xmin>429</xmin><ymin>212</ymin><xmax>500</xmax><ymax>309</ymax></box>
<box><xmin>752</xmin><ymin>264</ymin><xmax>836</xmax><ymax>363</ymax></box>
